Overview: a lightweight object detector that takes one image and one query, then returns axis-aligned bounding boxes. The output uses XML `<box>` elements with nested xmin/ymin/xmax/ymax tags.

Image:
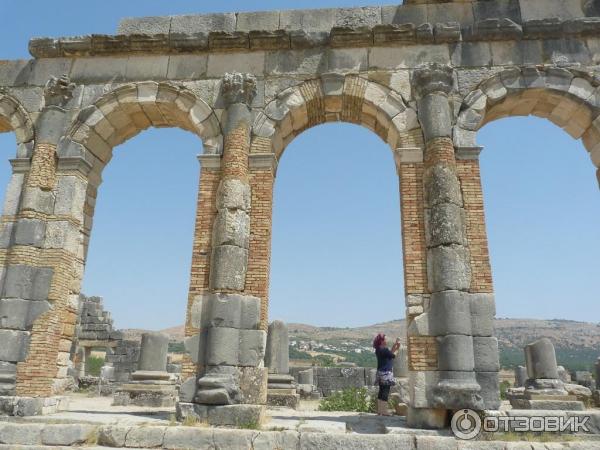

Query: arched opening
<box><xmin>60</xmin><ymin>83</ymin><xmax>222</xmax><ymax>380</ymax></box>
<box><xmin>478</xmin><ymin>116</ymin><xmax>600</xmax><ymax>373</ymax></box>
<box><xmin>81</xmin><ymin>127</ymin><xmax>201</xmax><ymax>331</ymax></box>
<box><xmin>270</xmin><ymin>122</ymin><xmax>405</xmax><ymax>369</ymax></box>
<box><xmin>73</xmin><ymin>127</ymin><xmax>201</xmax><ymax>379</ymax></box>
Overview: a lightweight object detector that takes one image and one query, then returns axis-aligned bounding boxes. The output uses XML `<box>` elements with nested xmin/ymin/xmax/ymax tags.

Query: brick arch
<box><xmin>455</xmin><ymin>67</ymin><xmax>600</xmax><ymax>170</ymax></box>
<box><xmin>61</xmin><ymin>81</ymin><xmax>223</xmax><ymax>174</ymax></box>
<box><xmin>253</xmin><ymin>75</ymin><xmax>420</xmax><ymax>160</ymax></box>
<box><xmin>0</xmin><ymin>91</ymin><xmax>35</xmax><ymax>149</ymax></box>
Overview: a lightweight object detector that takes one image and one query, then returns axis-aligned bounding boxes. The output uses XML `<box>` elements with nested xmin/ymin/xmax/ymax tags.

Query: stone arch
<box><xmin>61</xmin><ymin>81</ymin><xmax>223</xmax><ymax>175</ymax></box>
<box><xmin>455</xmin><ymin>67</ymin><xmax>600</xmax><ymax>172</ymax></box>
<box><xmin>253</xmin><ymin>75</ymin><xmax>421</xmax><ymax>161</ymax></box>
<box><xmin>0</xmin><ymin>91</ymin><xmax>35</xmax><ymax>151</ymax></box>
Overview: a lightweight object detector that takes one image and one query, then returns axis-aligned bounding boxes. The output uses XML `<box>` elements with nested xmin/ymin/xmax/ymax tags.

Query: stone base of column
<box><xmin>176</xmin><ymin>402</ymin><xmax>265</xmax><ymax>427</ymax></box>
<box><xmin>406</xmin><ymin>407</ymin><xmax>448</xmax><ymax>429</ymax></box>
<box><xmin>266</xmin><ymin>373</ymin><xmax>298</xmax><ymax>409</ymax></box>
<box><xmin>0</xmin><ymin>395</ymin><xmax>70</xmax><ymax>416</ymax></box>
<box><xmin>432</xmin><ymin>378</ymin><xmax>485</xmax><ymax>410</ymax></box>
<box><xmin>113</xmin><ymin>370</ymin><xmax>177</xmax><ymax>407</ymax></box>
<box><xmin>510</xmin><ymin>397</ymin><xmax>585</xmax><ymax>411</ymax></box>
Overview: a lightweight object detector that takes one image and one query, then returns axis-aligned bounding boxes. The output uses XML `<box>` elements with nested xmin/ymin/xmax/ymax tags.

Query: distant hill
<box><xmin>152</xmin><ymin>318</ymin><xmax>600</xmax><ymax>370</ymax></box>
<box><xmin>158</xmin><ymin>318</ymin><xmax>600</xmax><ymax>348</ymax></box>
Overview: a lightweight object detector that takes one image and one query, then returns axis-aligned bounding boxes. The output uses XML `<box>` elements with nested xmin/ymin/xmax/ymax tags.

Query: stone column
<box><xmin>514</xmin><ymin>366</ymin><xmax>527</xmax><ymax>388</ymax></box>
<box><xmin>265</xmin><ymin>321</ymin><xmax>298</xmax><ymax>408</ymax></box>
<box><xmin>0</xmin><ymin>75</ymin><xmax>89</xmax><ymax>411</ymax></box>
<box><xmin>510</xmin><ymin>338</ymin><xmax>584</xmax><ymax>410</ymax></box>
<box><xmin>411</xmin><ymin>64</ymin><xmax>484</xmax><ymax>424</ymax></box>
<box><xmin>190</xmin><ymin>73</ymin><xmax>267</xmax><ymax>414</ymax></box>
<box><xmin>114</xmin><ymin>332</ymin><xmax>176</xmax><ymax>407</ymax></box>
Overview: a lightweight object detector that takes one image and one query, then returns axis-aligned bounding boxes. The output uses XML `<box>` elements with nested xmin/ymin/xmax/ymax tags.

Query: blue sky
<box><xmin>0</xmin><ymin>1</ymin><xmax>598</xmax><ymax>330</ymax></box>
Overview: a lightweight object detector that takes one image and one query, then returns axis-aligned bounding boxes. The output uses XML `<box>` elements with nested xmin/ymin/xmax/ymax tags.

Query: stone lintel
<box><xmin>198</xmin><ymin>154</ymin><xmax>222</xmax><ymax>170</ymax></box>
<box><xmin>9</xmin><ymin>158</ymin><xmax>32</xmax><ymax>174</ymax></box>
<box><xmin>455</xmin><ymin>146</ymin><xmax>483</xmax><ymax>160</ymax></box>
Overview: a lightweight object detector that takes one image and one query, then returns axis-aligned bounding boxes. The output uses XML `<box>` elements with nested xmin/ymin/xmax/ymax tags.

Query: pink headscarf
<box><xmin>372</xmin><ymin>333</ymin><xmax>386</xmax><ymax>349</ymax></box>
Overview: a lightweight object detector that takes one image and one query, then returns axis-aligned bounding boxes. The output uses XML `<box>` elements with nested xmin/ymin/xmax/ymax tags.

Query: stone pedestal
<box><xmin>296</xmin><ymin>368</ymin><xmax>319</xmax><ymax>400</ymax></box>
<box><xmin>113</xmin><ymin>333</ymin><xmax>176</xmax><ymax>407</ymax></box>
<box><xmin>510</xmin><ymin>339</ymin><xmax>585</xmax><ymax>411</ymax></box>
<box><xmin>267</xmin><ymin>373</ymin><xmax>299</xmax><ymax>408</ymax></box>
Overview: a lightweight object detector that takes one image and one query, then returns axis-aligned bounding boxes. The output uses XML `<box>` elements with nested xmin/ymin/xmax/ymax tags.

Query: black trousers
<box><xmin>378</xmin><ymin>384</ymin><xmax>391</xmax><ymax>401</ymax></box>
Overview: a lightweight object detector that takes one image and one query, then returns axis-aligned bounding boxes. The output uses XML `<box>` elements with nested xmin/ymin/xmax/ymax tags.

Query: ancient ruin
<box><xmin>0</xmin><ymin>0</ymin><xmax>599</xmax><ymax>436</ymax></box>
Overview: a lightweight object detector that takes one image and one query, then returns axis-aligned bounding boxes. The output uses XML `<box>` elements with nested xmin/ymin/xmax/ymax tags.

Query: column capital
<box><xmin>43</xmin><ymin>74</ymin><xmax>75</xmax><ymax>108</ymax></box>
<box><xmin>221</xmin><ymin>72</ymin><xmax>257</xmax><ymax>106</ymax></box>
<box><xmin>413</xmin><ymin>63</ymin><xmax>455</xmax><ymax>99</ymax></box>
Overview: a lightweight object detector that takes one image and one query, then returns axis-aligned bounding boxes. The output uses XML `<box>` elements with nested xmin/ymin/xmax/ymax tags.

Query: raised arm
<box><xmin>391</xmin><ymin>338</ymin><xmax>401</xmax><ymax>355</ymax></box>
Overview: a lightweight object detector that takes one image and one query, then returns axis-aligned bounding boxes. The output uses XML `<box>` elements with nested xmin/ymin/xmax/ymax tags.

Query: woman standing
<box><xmin>373</xmin><ymin>333</ymin><xmax>401</xmax><ymax>416</ymax></box>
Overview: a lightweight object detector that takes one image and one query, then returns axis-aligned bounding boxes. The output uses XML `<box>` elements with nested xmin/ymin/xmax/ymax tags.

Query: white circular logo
<box><xmin>451</xmin><ymin>409</ymin><xmax>482</xmax><ymax>440</ymax></box>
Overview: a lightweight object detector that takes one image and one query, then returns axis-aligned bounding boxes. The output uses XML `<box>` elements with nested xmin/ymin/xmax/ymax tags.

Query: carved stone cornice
<box><xmin>412</xmin><ymin>63</ymin><xmax>455</xmax><ymax>99</ymax></box>
<box><xmin>221</xmin><ymin>72</ymin><xmax>257</xmax><ymax>106</ymax></box>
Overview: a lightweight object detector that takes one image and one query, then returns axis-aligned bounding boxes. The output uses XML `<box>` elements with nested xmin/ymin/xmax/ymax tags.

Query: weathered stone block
<box><xmin>470</xmin><ymin>293</ymin><xmax>496</xmax><ymax>337</ymax></box>
<box><xmin>207</xmin><ymin>404</ymin><xmax>265</xmax><ymax>427</ymax></box>
<box><xmin>475</xmin><ymin>372</ymin><xmax>501</xmax><ymax>410</ymax></box>
<box><xmin>3</xmin><ymin>174</ymin><xmax>24</xmax><ymax>216</ymax></box>
<box><xmin>212</xmin><ymin>209</ymin><xmax>250</xmax><ymax>249</ymax></box>
<box><xmin>239</xmin><ymin>366</ymin><xmax>268</xmax><ymax>404</ymax></box>
<box><xmin>0</xmin><ymin>329</ymin><xmax>30</xmax><ymax>362</ymax></box>
<box><xmin>240</xmin><ymin>295</ymin><xmax>261</xmax><ymax>330</ymax></box>
<box><xmin>14</xmin><ymin>218</ymin><xmax>46</xmax><ymax>247</ymax></box>
<box><xmin>124</xmin><ymin>426</ymin><xmax>166</xmax><ymax>449</ymax></box>
<box><xmin>117</xmin><ymin>16</ymin><xmax>171</xmax><ymax>35</ymax></box>
<box><xmin>0</xmin><ymin>298</ymin><xmax>50</xmax><ymax>330</ymax></box>
<box><xmin>20</xmin><ymin>187</ymin><xmax>54</xmax><ymax>215</ymax></box>
<box><xmin>207</xmin><ymin>327</ymin><xmax>240</xmax><ymax>366</ymax></box>
<box><xmin>239</xmin><ymin>329</ymin><xmax>267</xmax><ymax>367</ymax></box>
<box><xmin>426</xmin><ymin>203</ymin><xmax>466</xmax><ymax>247</ymax></box>
<box><xmin>3</xmin><ymin>264</ymin><xmax>53</xmax><ymax>301</ymax></box>
<box><xmin>43</xmin><ymin>221</ymin><xmax>80</xmax><ymax>254</ymax></box>
<box><xmin>429</xmin><ymin>290</ymin><xmax>472</xmax><ymax>336</ymax></box>
<box><xmin>37</xmin><ymin>108</ymin><xmax>68</xmax><ymax>144</ymax></box>
<box><xmin>437</xmin><ymin>335</ymin><xmax>474</xmax><ymax>371</ymax></box>
<box><xmin>424</xmin><ymin>165</ymin><xmax>463</xmax><ymax>207</ymax></box>
<box><xmin>205</xmin><ymin>293</ymin><xmax>242</xmax><ymax>329</ymax></box>
<box><xmin>427</xmin><ymin>245</ymin><xmax>472</xmax><ymax>293</ymax></box>
<box><xmin>171</xmin><ymin>13</ymin><xmax>236</xmax><ymax>34</ymax></box>
<box><xmin>474</xmin><ymin>337</ymin><xmax>500</xmax><ymax>372</ymax></box>
<box><xmin>216</xmin><ymin>179</ymin><xmax>251</xmax><ymax>211</ymax></box>
<box><xmin>210</xmin><ymin>245</ymin><xmax>248</xmax><ymax>291</ymax></box>
<box><xmin>184</xmin><ymin>331</ymin><xmax>206</xmax><ymax>365</ymax></box>
<box><xmin>41</xmin><ymin>424</ymin><xmax>96</xmax><ymax>446</ymax></box>
<box><xmin>54</xmin><ymin>176</ymin><xmax>87</xmax><ymax>222</ymax></box>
